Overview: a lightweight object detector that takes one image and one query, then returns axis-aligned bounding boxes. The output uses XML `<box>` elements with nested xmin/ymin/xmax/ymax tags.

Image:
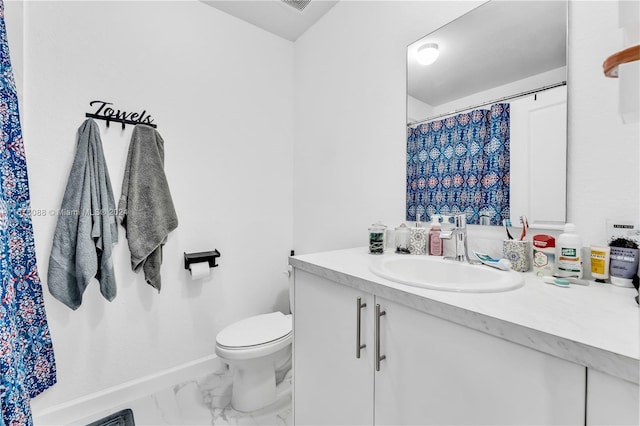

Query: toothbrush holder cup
<box><xmin>503</xmin><ymin>240</ymin><xmax>531</xmax><ymax>272</ymax></box>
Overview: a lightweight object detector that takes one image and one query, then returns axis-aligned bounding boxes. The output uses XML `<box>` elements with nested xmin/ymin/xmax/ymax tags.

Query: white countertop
<box><xmin>290</xmin><ymin>247</ymin><xmax>640</xmax><ymax>384</ymax></box>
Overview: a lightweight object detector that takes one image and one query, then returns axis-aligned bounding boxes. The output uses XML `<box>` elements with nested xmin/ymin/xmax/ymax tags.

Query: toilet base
<box><xmin>222</xmin><ymin>347</ymin><xmax>291</xmax><ymax>413</ymax></box>
<box><xmin>231</xmin><ymin>363</ymin><xmax>277</xmax><ymax>412</ymax></box>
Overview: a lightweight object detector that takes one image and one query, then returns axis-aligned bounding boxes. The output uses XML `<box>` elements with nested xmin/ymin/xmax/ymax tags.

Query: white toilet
<box><xmin>215</xmin><ymin>311</ymin><xmax>292</xmax><ymax>412</ymax></box>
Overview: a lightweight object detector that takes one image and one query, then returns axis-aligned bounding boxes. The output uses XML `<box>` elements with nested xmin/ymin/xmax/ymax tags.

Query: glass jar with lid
<box><xmin>368</xmin><ymin>221</ymin><xmax>387</xmax><ymax>255</ymax></box>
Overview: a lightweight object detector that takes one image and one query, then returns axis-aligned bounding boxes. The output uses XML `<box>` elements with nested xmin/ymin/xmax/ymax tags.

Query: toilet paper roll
<box><xmin>189</xmin><ymin>261</ymin><xmax>210</xmax><ymax>280</ymax></box>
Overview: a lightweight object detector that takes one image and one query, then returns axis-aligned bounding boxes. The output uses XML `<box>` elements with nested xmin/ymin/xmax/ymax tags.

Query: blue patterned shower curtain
<box><xmin>0</xmin><ymin>2</ymin><xmax>57</xmax><ymax>424</ymax></box>
<box><xmin>406</xmin><ymin>103</ymin><xmax>510</xmax><ymax>225</ymax></box>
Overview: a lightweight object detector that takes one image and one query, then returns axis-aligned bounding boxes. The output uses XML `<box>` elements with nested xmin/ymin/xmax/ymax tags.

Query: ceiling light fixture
<box><xmin>416</xmin><ymin>43</ymin><xmax>440</xmax><ymax>66</ymax></box>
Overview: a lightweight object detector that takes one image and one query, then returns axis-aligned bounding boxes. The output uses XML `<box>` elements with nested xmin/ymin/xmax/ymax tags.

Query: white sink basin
<box><xmin>369</xmin><ymin>255</ymin><xmax>524</xmax><ymax>293</ymax></box>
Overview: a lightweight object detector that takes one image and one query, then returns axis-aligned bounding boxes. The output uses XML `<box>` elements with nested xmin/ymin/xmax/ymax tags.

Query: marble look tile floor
<box><xmin>79</xmin><ymin>360</ymin><xmax>292</xmax><ymax>426</ymax></box>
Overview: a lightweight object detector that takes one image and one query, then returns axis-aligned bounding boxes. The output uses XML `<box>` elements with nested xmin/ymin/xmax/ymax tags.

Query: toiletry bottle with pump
<box><xmin>409</xmin><ymin>214</ymin><xmax>427</xmax><ymax>255</ymax></box>
<box><xmin>429</xmin><ymin>215</ymin><xmax>443</xmax><ymax>256</ymax></box>
<box><xmin>556</xmin><ymin>223</ymin><xmax>583</xmax><ymax>278</ymax></box>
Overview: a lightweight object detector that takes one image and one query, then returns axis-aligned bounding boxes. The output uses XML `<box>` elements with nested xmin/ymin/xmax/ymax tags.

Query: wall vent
<box><xmin>281</xmin><ymin>0</ymin><xmax>311</xmax><ymax>12</ymax></box>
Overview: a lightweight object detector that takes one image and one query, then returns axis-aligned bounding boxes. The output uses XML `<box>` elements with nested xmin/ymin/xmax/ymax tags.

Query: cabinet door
<box><xmin>587</xmin><ymin>369</ymin><xmax>639</xmax><ymax>425</ymax></box>
<box><xmin>374</xmin><ymin>297</ymin><xmax>585</xmax><ymax>425</ymax></box>
<box><xmin>293</xmin><ymin>270</ymin><xmax>374</xmax><ymax>425</ymax></box>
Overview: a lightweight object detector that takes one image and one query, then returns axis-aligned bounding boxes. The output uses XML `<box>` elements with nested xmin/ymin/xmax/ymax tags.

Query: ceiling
<box><xmin>201</xmin><ymin>1</ymin><xmax>566</xmax><ymax>109</ymax></box>
<box><xmin>201</xmin><ymin>0</ymin><xmax>339</xmax><ymax>41</ymax></box>
<box><xmin>408</xmin><ymin>1</ymin><xmax>567</xmax><ymax>107</ymax></box>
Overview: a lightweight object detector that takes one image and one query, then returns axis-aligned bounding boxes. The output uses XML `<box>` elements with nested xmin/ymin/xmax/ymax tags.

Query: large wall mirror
<box><xmin>406</xmin><ymin>0</ymin><xmax>568</xmax><ymax>229</ymax></box>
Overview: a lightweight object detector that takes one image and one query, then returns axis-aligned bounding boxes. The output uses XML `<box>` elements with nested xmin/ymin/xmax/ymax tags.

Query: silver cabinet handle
<box><xmin>375</xmin><ymin>303</ymin><xmax>386</xmax><ymax>371</ymax></box>
<box><xmin>356</xmin><ymin>297</ymin><xmax>367</xmax><ymax>358</ymax></box>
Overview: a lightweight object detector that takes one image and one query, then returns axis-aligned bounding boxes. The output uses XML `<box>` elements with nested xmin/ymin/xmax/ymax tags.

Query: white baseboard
<box><xmin>32</xmin><ymin>354</ymin><xmax>220</xmax><ymax>426</ymax></box>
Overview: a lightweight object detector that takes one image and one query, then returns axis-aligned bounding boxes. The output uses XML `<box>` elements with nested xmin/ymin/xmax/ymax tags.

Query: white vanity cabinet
<box><xmin>586</xmin><ymin>369</ymin><xmax>639</xmax><ymax>425</ymax></box>
<box><xmin>293</xmin><ymin>269</ymin><xmax>586</xmax><ymax>425</ymax></box>
<box><xmin>374</xmin><ymin>296</ymin><xmax>585</xmax><ymax>425</ymax></box>
<box><xmin>294</xmin><ymin>270</ymin><xmax>374</xmax><ymax>425</ymax></box>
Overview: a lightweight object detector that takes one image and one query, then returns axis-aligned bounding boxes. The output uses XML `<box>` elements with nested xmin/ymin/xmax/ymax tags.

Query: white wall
<box><xmin>567</xmin><ymin>1</ymin><xmax>639</xmax><ymax>246</ymax></box>
<box><xmin>294</xmin><ymin>1</ymin><xmax>483</xmax><ymax>254</ymax></box>
<box><xmin>293</xmin><ymin>0</ymin><xmax>639</xmax><ymax>255</ymax></box>
<box><xmin>17</xmin><ymin>0</ymin><xmax>293</xmax><ymax>416</ymax></box>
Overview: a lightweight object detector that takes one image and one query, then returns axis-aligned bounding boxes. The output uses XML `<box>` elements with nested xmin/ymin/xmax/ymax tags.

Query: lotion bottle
<box><xmin>429</xmin><ymin>215</ymin><xmax>443</xmax><ymax>256</ymax></box>
<box><xmin>556</xmin><ymin>223</ymin><xmax>583</xmax><ymax>278</ymax></box>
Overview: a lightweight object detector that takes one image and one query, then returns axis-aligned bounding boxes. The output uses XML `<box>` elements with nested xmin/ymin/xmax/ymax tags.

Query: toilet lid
<box><xmin>216</xmin><ymin>312</ymin><xmax>292</xmax><ymax>348</ymax></box>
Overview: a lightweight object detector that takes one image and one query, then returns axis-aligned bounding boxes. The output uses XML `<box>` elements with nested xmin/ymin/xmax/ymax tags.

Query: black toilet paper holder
<box><xmin>184</xmin><ymin>249</ymin><xmax>221</xmax><ymax>269</ymax></box>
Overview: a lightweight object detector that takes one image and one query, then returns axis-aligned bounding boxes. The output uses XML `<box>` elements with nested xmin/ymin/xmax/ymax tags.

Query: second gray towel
<box><xmin>118</xmin><ymin>125</ymin><xmax>177</xmax><ymax>291</ymax></box>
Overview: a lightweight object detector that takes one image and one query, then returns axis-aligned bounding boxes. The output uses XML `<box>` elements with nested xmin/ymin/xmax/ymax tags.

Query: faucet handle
<box><xmin>453</xmin><ymin>214</ymin><xmax>467</xmax><ymax>229</ymax></box>
<box><xmin>442</xmin><ymin>213</ymin><xmax>467</xmax><ymax>229</ymax></box>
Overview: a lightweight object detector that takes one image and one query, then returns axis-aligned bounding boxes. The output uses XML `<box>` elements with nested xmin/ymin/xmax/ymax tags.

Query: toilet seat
<box><xmin>215</xmin><ymin>312</ymin><xmax>292</xmax><ymax>361</ymax></box>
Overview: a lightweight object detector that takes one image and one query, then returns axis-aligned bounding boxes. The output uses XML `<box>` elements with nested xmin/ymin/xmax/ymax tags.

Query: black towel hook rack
<box><xmin>85</xmin><ymin>113</ymin><xmax>158</xmax><ymax>130</ymax></box>
<box><xmin>85</xmin><ymin>100</ymin><xmax>157</xmax><ymax>130</ymax></box>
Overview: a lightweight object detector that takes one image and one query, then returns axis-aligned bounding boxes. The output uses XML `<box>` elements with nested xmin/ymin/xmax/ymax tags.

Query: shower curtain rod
<box><xmin>408</xmin><ymin>81</ymin><xmax>567</xmax><ymax>127</ymax></box>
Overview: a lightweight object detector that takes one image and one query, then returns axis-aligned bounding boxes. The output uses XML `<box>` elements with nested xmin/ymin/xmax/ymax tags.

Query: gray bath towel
<box><xmin>118</xmin><ymin>125</ymin><xmax>177</xmax><ymax>291</ymax></box>
<box><xmin>48</xmin><ymin>118</ymin><xmax>118</xmax><ymax>310</ymax></box>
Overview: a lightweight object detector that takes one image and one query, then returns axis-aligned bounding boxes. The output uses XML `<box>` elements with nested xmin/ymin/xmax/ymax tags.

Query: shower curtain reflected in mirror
<box><xmin>406</xmin><ymin>103</ymin><xmax>510</xmax><ymax>225</ymax></box>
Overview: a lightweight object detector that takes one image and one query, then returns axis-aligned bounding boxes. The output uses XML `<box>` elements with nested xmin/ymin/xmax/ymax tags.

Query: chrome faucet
<box><xmin>440</xmin><ymin>214</ymin><xmax>471</xmax><ymax>263</ymax></box>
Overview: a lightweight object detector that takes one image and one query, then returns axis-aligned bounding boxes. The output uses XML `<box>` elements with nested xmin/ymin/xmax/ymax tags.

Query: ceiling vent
<box><xmin>281</xmin><ymin>0</ymin><xmax>311</xmax><ymax>12</ymax></box>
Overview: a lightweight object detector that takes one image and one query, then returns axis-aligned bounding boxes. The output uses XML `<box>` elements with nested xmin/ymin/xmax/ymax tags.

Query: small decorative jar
<box><xmin>368</xmin><ymin>221</ymin><xmax>387</xmax><ymax>255</ymax></box>
<box><xmin>395</xmin><ymin>223</ymin><xmax>410</xmax><ymax>254</ymax></box>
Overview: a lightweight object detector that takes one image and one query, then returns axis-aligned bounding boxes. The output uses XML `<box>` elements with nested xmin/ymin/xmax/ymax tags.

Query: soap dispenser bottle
<box><xmin>409</xmin><ymin>214</ymin><xmax>427</xmax><ymax>255</ymax></box>
<box><xmin>429</xmin><ymin>215</ymin><xmax>443</xmax><ymax>256</ymax></box>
